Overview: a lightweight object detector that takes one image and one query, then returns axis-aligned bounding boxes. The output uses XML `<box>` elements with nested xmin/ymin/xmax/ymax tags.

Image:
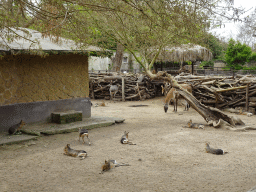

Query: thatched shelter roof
<box><xmin>154</xmin><ymin>44</ymin><xmax>213</xmax><ymax>63</ymax></box>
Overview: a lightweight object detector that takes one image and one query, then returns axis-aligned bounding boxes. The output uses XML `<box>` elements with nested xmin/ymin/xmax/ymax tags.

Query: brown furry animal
<box><xmin>64</xmin><ymin>144</ymin><xmax>87</xmax><ymax>159</ymax></box>
<box><xmin>185</xmin><ymin>119</ymin><xmax>205</xmax><ymax>129</ymax></box>
<box><xmin>205</xmin><ymin>143</ymin><xmax>228</xmax><ymax>155</ymax></box>
<box><xmin>79</xmin><ymin>128</ymin><xmax>91</xmax><ymax>145</ymax></box>
<box><xmin>8</xmin><ymin>120</ymin><xmax>26</xmax><ymax>135</ymax></box>
<box><xmin>100</xmin><ymin>160</ymin><xmax>130</xmax><ymax>174</ymax></box>
<box><xmin>120</xmin><ymin>131</ymin><xmax>136</xmax><ymax>145</ymax></box>
<box><xmin>164</xmin><ymin>84</ymin><xmax>192</xmax><ymax>113</ymax></box>
<box><xmin>100</xmin><ymin>160</ymin><xmax>114</xmax><ymax>174</ymax></box>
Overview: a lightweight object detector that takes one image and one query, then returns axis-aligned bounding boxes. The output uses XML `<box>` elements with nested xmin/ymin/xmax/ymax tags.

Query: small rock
<box><xmin>28</xmin><ymin>142</ymin><xmax>36</xmax><ymax>146</ymax></box>
<box><xmin>247</xmin><ymin>113</ymin><xmax>253</xmax><ymax>117</ymax></box>
<box><xmin>115</xmin><ymin>119</ymin><xmax>125</xmax><ymax>123</ymax></box>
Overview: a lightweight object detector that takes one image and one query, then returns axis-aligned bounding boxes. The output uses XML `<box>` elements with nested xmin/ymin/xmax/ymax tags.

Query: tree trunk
<box><xmin>112</xmin><ymin>43</ymin><xmax>125</xmax><ymax>72</ymax></box>
<box><xmin>128</xmin><ymin>52</ymin><xmax>133</xmax><ymax>72</ymax></box>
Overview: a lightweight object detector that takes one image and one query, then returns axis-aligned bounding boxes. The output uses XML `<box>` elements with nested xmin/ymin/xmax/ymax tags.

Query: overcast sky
<box><xmin>210</xmin><ymin>0</ymin><xmax>256</xmax><ymax>41</ymax></box>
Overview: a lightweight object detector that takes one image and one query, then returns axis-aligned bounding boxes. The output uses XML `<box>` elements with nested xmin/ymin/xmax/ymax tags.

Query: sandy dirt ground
<box><xmin>1</xmin><ymin>97</ymin><xmax>256</xmax><ymax>192</ymax></box>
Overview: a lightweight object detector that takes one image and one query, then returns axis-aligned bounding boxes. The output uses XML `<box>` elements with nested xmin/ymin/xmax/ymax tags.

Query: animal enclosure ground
<box><xmin>1</xmin><ymin>97</ymin><xmax>256</xmax><ymax>192</ymax></box>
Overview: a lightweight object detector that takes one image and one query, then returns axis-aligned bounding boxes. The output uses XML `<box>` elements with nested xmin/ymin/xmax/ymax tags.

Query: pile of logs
<box><xmin>90</xmin><ymin>71</ymin><xmax>256</xmax><ymax>113</ymax></box>
<box><xmin>89</xmin><ymin>72</ymin><xmax>163</xmax><ymax>101</ymax></box>
<box><xmin>174</xmin><ymin>73</ymin><xmax>256</xmax><ymax>112</ymax></box>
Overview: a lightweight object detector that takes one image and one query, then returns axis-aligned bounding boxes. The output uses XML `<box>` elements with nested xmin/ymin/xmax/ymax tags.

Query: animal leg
<box><xmin>128</xmin><ymin>141</ymin><xmax>136</xmax><ymax>145</ymax></box>
<box><xmin>184</xmin><ymin>101</ymin><xmax>189</xmax><ymax>111</ymax></box>
<box><xmin>82</xmin><ymin>135</ymin><xmax>85</xmax><ymax>144</ymax></box>
<box><xmin>113</xmin><ymin>91</ymin><xmax>118</xmax><ymax>102</ymax></box>
<box><xmin>173</xmin><ymin>91</ymin><xmax>179</xmax><ymax>112</ymax></box>
<box><xmin>186</xmin><ymin>103</ymin><xmax>190</xmax><ymax>111</ymax></box>
<box><xmin>110</xmin><ymin>92</ymin><xmax>113</xmax><ymax>101</ymax></box>
<box><xmin>87</xmin><ymin>135</ymin><xmax>91</xmax><ymax>146</ymax></box>
<box><xmin>174</xmin><ymin>99</ymin><xmax>178</xmax><ymax>112</ymax></box>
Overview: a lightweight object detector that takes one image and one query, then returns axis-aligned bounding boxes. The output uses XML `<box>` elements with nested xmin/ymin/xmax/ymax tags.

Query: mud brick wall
<box><xmin>0</xmin><ymin>54</ymin><xmax>89</xmax><ymax>105</ymax></box>
<box><xmin>0</xmin><ymin>53</ymin><xmax>91</xmax><ymax>132</ymax></box>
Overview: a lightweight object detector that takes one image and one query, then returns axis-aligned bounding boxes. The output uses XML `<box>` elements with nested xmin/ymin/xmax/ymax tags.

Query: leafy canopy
<box><xmin>203</xmin><ymin>34</ymin><xmax>227</xmax><ymax>60</ymax></box>
<box><xmin>225</xmin><ymin>38</ymin><xmax>252</xmax><ymax>70</ymax></box>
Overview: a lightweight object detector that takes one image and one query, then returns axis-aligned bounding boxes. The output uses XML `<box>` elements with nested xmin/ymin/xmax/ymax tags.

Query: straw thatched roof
<box><xmin>154</xmin><ymin>44</ymin><xmax>213</xmax><ymax>63</ymax></box>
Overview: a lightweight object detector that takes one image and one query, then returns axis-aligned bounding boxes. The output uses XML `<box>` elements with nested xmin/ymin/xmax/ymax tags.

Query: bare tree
<box><xmin>236</xmin><ymin>9</ymin><xmax>256</xmax><ymax>50</ymax></box>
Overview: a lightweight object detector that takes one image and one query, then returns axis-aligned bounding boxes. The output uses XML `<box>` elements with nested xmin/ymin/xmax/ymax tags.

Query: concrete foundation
<box><xmin>0</xmin><ymin>97</ymin><xmax>91</xmax><ymax>132</ymax></box>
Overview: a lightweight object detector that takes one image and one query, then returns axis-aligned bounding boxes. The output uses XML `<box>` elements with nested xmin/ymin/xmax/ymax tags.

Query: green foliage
<box><xmin>203</xmin><ymin>34</ymin><xmax>226</xmax><ymax>60</ymax></box>
<box><xmin>200</xmin><ymin>60</ymin><xmax>214</xmax><ymax>68</ymax></box>
<box><xmin>185</xmin><ymin>61</ymin><xmax>192</xmax><ymax>65</ymax></box>
<box><xmin>225</xmin><ymin>38</ymin><xmax>252</xmax><ymax>70</ymax></box>
<box><xmin>108</xmin><ymin>63</ymin><xmax>113</xmax><ymax>70</ymax></box>
<box><xmin>248</xmin><ymin>52</ymin><xmax>256</xmax><ymax>62</ymax></box>
<box><xmin>242</xmin><ymin>66</ymin><xmax>256</xmax><ymax>70</ymax></box>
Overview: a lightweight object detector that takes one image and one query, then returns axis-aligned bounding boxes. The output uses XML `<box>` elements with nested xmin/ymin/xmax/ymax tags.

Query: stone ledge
<box><xmin>0</xmin><ymin>134</ymin><xmax>38</xmax><ymax>145</ymax></box>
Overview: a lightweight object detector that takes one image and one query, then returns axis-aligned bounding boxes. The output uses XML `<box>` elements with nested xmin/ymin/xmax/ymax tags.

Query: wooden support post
<box><xmin>192</xmin><ymin>62</ymin><xmax>194</xmax><ymax>75</ymax></box>
<box><xmin>215</xmin><ymin>92</ymin><xmax>219</xmax><ymax>109</ymax></box>
<box><xmin>246</xmin><ymin>83</ymin><xmax>249</xmax><ymax>111</ymax></box>
<box><xmin>122</xmin><ymin>77</ymin><xmax>125</xmax><ymax>102</ymax></box>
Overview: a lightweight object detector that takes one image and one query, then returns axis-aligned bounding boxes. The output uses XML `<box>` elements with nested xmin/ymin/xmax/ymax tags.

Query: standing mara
<box><xmin>163</xmin><ymin>84</ymin><xmax>192</xmax><ymax>113</ymax></box>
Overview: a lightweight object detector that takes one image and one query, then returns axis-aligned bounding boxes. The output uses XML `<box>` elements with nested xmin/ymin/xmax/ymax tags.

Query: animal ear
<box><xmin>105</xmin><ymin>160</ymin><xmax>107</xmax><ymax>163</ymax></box>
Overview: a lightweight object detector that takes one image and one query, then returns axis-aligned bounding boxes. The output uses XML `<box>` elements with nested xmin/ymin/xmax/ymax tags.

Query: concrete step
<box><xmin>51</xmin><ymin>110</ymin><xmax>82</xmax><ymax>124</ymax></box>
